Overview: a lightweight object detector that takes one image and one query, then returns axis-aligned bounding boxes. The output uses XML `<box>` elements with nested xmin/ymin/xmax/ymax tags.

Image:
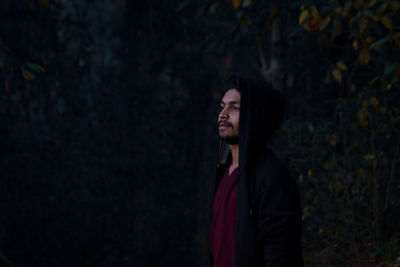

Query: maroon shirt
<box><xmin>210</xmin><ymin>166</ymin><xmax>238</xmax><ymax>267</ymax></box>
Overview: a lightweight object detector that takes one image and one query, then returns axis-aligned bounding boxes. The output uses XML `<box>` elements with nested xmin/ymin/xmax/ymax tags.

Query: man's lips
<box><xmin>218</xmin><ymin>120</ymin><xmax>233</xmax><ymax>129</ymax></box>
<box><xmin>218</xmin><ymin>123</ymin><xmax>231</xmax><ymax>129</ymax></box>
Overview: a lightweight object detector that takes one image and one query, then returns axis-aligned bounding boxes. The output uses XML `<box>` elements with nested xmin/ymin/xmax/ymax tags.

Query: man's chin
<box><xmin>220</xmin><ymin>135</ymin><xmax>239</xmax><ymax>145</ymax></box>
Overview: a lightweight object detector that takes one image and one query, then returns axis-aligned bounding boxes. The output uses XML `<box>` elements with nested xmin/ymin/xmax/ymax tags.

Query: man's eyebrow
<box><xmin>220</xmin><ymin>101</ymin><xmax>240</xmax><ymax>105</ymax></box>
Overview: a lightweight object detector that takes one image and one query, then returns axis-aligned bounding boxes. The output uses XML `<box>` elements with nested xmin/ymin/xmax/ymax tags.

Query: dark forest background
<box><xmin>1</xmin><ymin>0</ymin><xmax>399</xmax><ymax>266</ymax></box>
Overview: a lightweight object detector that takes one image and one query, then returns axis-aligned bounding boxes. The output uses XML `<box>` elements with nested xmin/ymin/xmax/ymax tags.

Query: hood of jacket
<box><xmin>218</xmin><ymin>74</ymin><xmax>284</xmax><ymax>173</ymax></box>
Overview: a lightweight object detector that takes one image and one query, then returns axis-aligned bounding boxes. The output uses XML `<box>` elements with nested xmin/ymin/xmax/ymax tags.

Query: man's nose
<box><xmin>218</xmin><ymin>109</ymin><xmax>228</xmax><ymax>119</ymax></box>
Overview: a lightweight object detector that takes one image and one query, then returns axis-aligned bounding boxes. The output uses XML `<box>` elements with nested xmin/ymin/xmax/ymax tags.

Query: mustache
<box><xmin>217</xmin><ymin>120</ymin><xmax>233</xmax><ymax>127</ymax></box>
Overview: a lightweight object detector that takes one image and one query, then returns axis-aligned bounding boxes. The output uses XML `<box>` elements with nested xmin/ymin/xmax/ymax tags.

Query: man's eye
<box><xmin>234</xmin><ymin>107</ymin><xmax>240</xmax><ymax>111</ymax></box>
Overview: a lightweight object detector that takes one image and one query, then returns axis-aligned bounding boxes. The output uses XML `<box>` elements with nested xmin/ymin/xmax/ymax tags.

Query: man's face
<box><xmin>217</xmin><ymin>88</ymin><xmax>240</xmax><ymax>144</ymax></box>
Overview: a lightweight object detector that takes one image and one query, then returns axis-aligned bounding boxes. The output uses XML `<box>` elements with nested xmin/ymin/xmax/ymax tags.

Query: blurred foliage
<box><xmin>282</xmin><ymin>86</ymin><xmax>400</xmax><ymax>265</ymax></box>
<box><xmin>298</xmin><ymin>0</ymin><xmax>400</xmax><ymax>87</ymax></box>
<box><xmin>294</xmin><ymin>1</ymin><xmax>400</xmax><ymax>265</ymax></box>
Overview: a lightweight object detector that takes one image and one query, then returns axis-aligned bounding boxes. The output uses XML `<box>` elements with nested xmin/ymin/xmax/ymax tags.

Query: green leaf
<box><xmin>372</xmin><ymin>248</ymin><xmax>383</xmax><ymax>256</ymax></box>
<box><xmin>26</xmin><ymin>62</ymin><xmax>45</xmax><ymax>73</ymax></box>
<box><xmin>360</xmin><ymin>49</ymin><xmax>371</xmax><ymax>64</ymax></box>
<box><xmin>384</xmin><ymin>65</ymin><xmax>395</xmax><ymax>75</ymax></box>
<box><xmin>209</xmin><ymin>2</ymin><xmax>218</xmax><ymax>14</ymax></box>
<box><xmin>381</xmin><ymin>16</ymin><xmax>393</xmax><ymax>31</ymax></box>
<box><xmin>39</xmin><ymin>0</ymin><xmax>49</xmax><ymax>8</ymax></box>
<box><xmin>299</xmin><ymin>9</ymin><xmax>309</xmax><ymax>24</ymax></box>
<box><xmin>319</xmin><ymin>16</ymin><xmax>331</xmax><ymax>31</ymax></box>
<box><xmin>311</xmin><ymin>7</ymin><xmax>320</xmax><ymax>20</ymax></box>
<box><xmin>21</xmin><ymin>68</ymin><xmax>35</xmax><ymax>80</ymax></box>
<box><xmin>332</xmin><ymin>68</ymin><xmax>342</xmax><ymax>83</ymax></box>
<box><xmin>337</xmin><ymin>62</ymin><xmax>348</xmax><ymax>71</ymax></box>
<box><xmin>369</xmin><ymin>35</ymin><xmax>390</xmax><ymax>49</ymax></box>
<box><xmin>236</xmin><ymin>9</ymin><xmax>243</xmax><ymax>19</ymax></box>
<box><xmin>286</xmin><ymin>74</ymin><xmax>294</xmax><ymax>88</ymax></box>
<box><xmin>232</xmin><ymin>0</ymin><xmax>241</xmax><ymax>9</ymax></box>
<box><xmin>28</xmin><ymin>0</ymin><xmax>34</xmax><ymax>8</ymax></box>
<box><xmin>243</xmin><ymin>0</ymin><xmax>251</xmax><ymax>7</ymax></box>
<box><xmin>368</xmin><ymin>0</ymin><xmax>377</xmax><ymax>8</ymax></box>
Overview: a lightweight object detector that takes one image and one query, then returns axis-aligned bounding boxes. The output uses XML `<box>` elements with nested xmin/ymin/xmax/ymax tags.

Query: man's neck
<box><xmin>229</xmin><ymin>144</ymin><xmax>239</xmax><ymax>174</ymax></box>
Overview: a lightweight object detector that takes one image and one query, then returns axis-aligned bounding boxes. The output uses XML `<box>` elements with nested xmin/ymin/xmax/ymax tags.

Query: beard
<box><xmin>218</xmin><ymin>119</ymin><xmax>239</xmax><ymax>144</ymax></box>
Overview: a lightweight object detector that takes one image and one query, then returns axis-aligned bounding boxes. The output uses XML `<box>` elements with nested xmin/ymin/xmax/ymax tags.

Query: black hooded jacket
<box><xmin>208</xmin><ymin>76</ymin><xmax>303</xmax><ymax>267</ymax></box>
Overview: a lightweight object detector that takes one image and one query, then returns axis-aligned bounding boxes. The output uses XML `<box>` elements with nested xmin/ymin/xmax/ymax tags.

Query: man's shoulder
<box><xmin>251</xmin><ymin>149</ymin><xmax>302</xmax><ymax>215</ymax></box>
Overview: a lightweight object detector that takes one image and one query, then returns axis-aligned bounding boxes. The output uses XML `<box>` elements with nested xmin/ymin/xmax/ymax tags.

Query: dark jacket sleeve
<box><xmin>254</xmin><ymin>164</ymin><xmax>303</xmax><ymax>267</ymax></box>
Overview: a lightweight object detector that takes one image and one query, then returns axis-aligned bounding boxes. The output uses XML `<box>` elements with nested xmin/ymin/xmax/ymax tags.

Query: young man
<box><xmin>208</xmin><ymin>75</ymin><xmax>303</xmax><ymax>267</ymax></box>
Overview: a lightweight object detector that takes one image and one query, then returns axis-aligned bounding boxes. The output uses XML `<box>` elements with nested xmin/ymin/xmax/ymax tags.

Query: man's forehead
<box><xmin>222</xmin><ymin>88</ymin><xmax>241</xmax><ymax>103</ymax></box>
